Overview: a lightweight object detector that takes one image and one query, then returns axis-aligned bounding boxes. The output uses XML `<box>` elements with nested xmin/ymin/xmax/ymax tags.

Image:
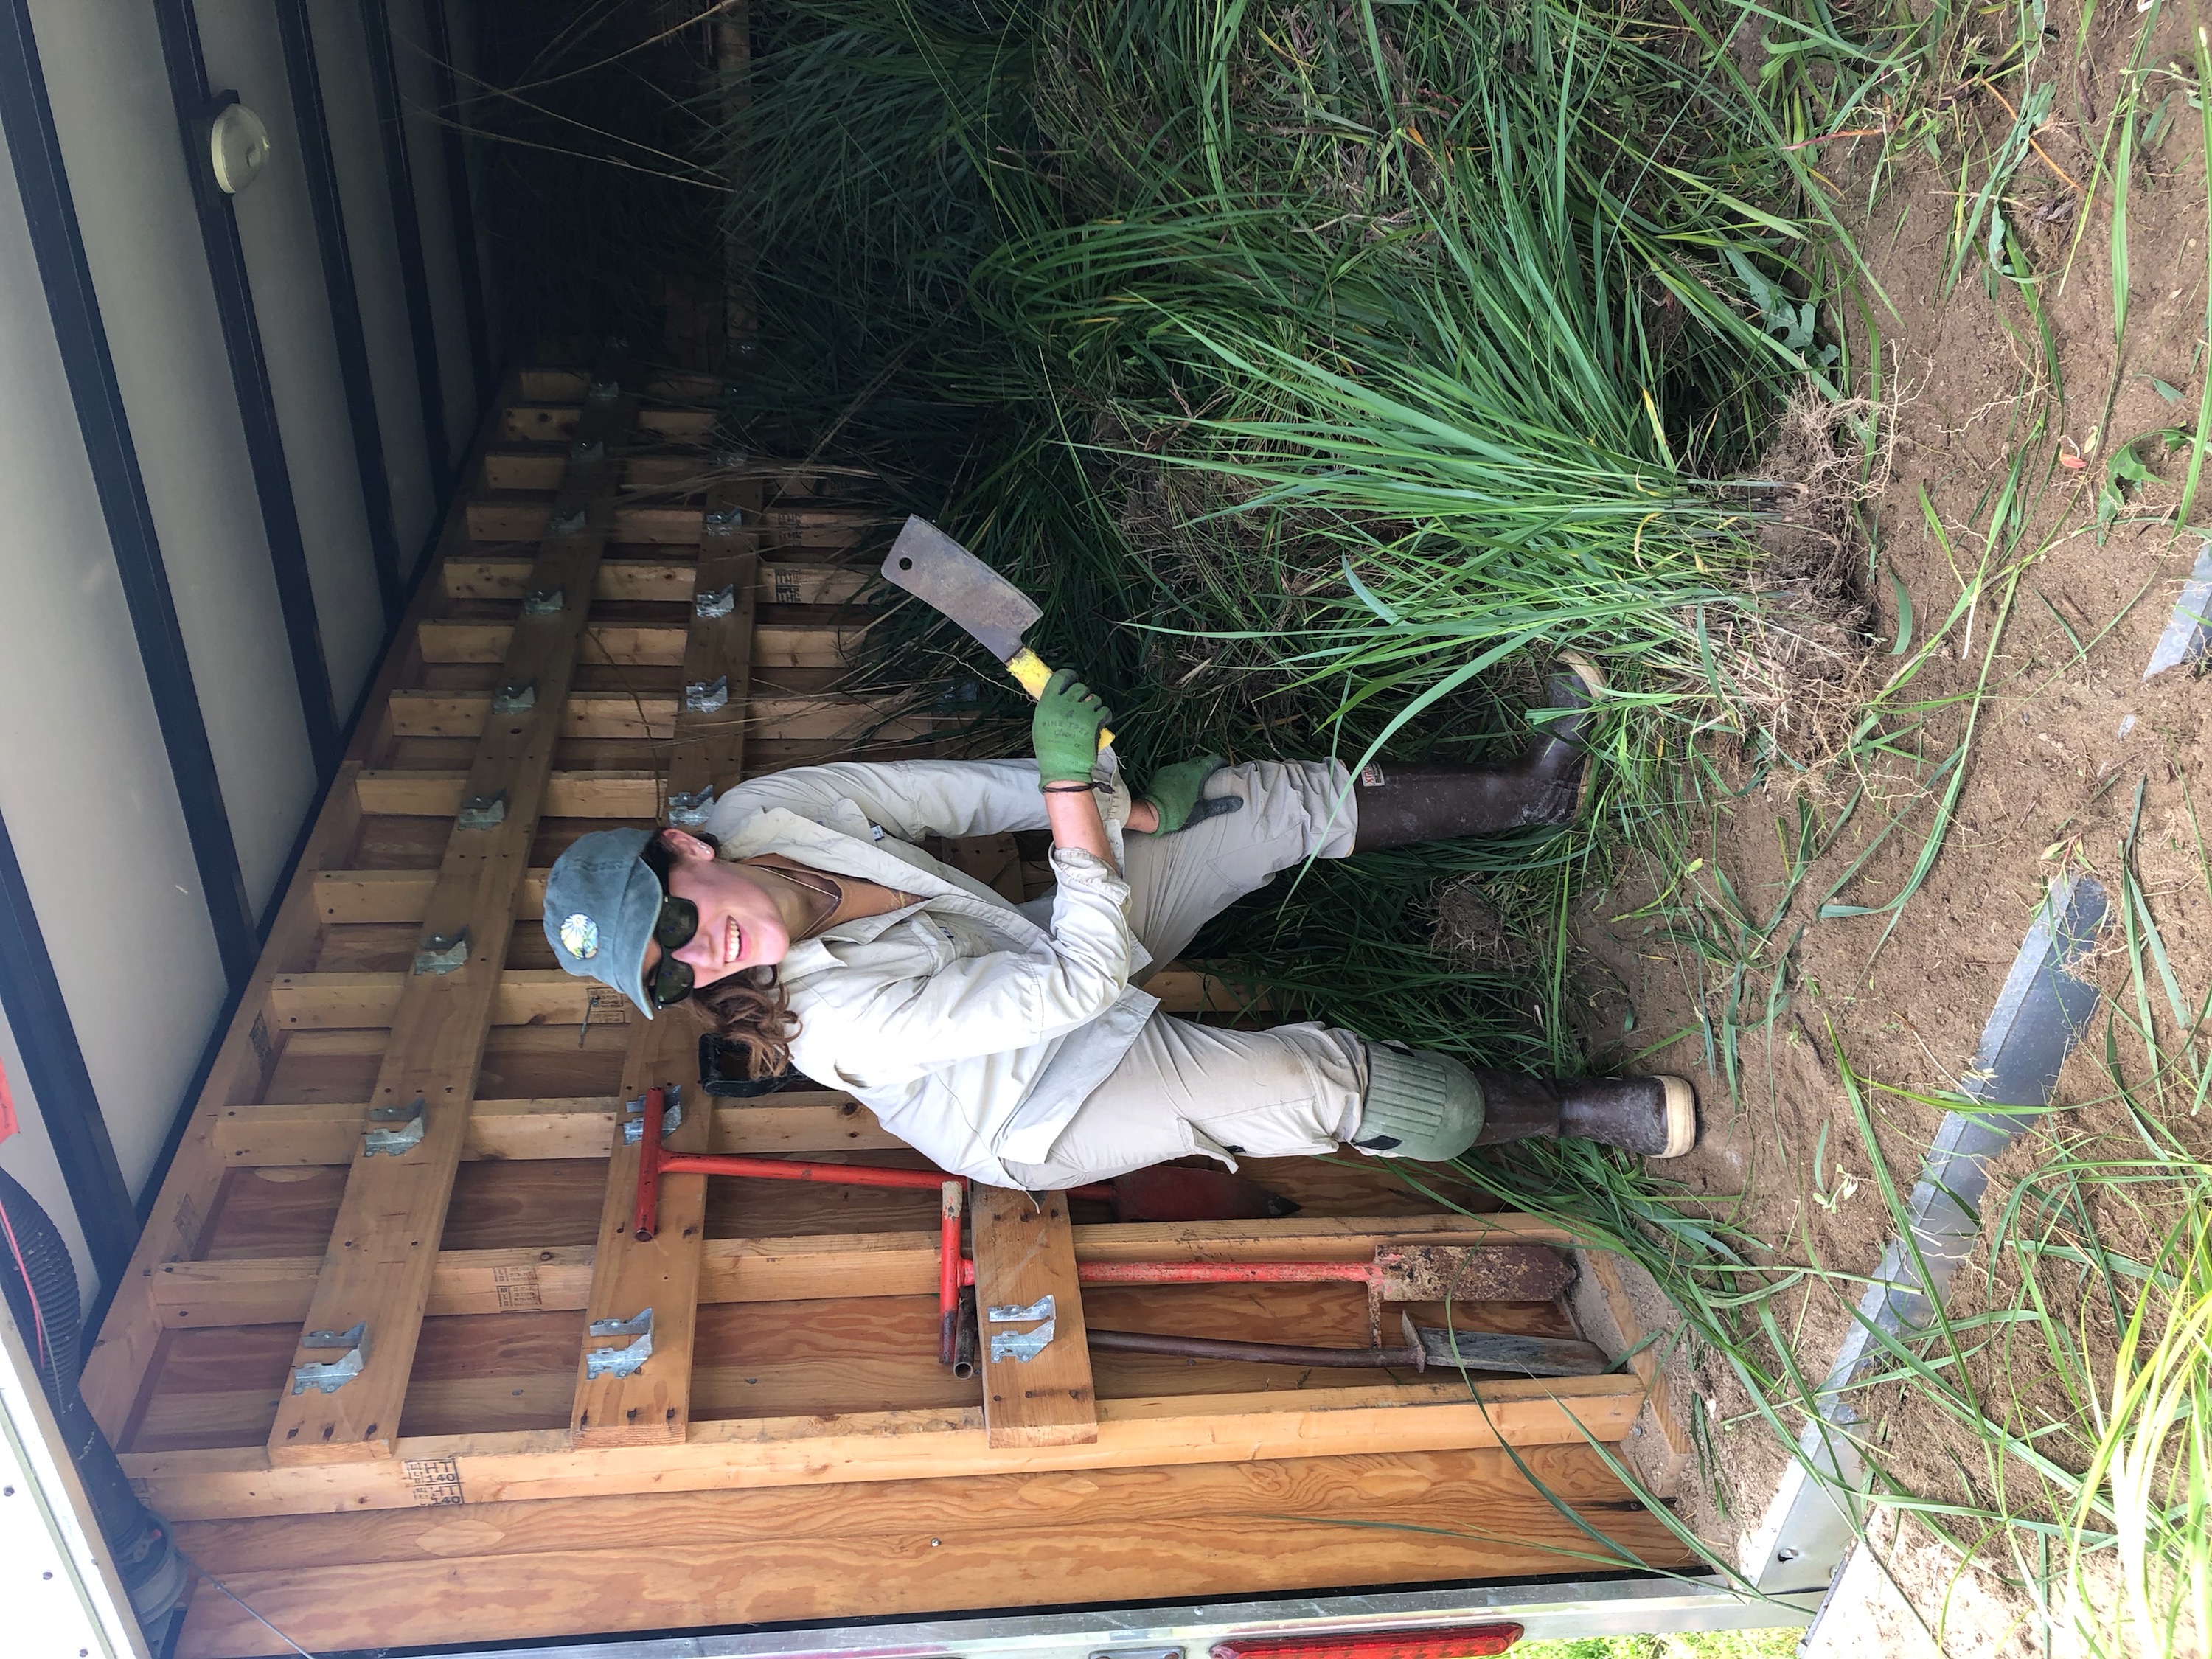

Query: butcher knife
<box><xmin>881</xmin><ymin>515</ymin><xmax>1114</xmax><ymax>750</ymax></box>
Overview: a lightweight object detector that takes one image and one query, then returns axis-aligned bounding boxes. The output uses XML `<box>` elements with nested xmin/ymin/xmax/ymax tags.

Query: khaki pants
<box><xmin>1003</xmin><ymin>760</ymin><xmax>1371</xmax><ymax>1188</ymax></box>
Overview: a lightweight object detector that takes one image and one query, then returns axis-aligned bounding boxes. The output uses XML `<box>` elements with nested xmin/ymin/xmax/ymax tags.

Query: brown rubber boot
<box><xmin>1470</xmin><ymin>1069</ymin><xmax>1698</xmax><ymax>1160</ymax></box>
<box><xmin>1350</xmin><ymin>655</ymin><xmax>1604</xmax><ymax>852</ymax></box>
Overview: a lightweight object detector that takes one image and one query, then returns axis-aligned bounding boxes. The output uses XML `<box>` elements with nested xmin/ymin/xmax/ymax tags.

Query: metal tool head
<box><xmin>1374</xmin><ymin>1242</ymin><xmax>1575</xmax><ymax>1305</ymax></box>
<box><xmin>881</xmin><ymin>516</ymin><xmax>1040</xmax><ymax>664</ymax></box>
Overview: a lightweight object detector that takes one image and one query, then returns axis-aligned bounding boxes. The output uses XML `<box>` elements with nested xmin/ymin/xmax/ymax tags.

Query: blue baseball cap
<box><xmin>544</xmin><ymin>828</ymin><xmax>664</xmax><ymax>1019</ymax></box>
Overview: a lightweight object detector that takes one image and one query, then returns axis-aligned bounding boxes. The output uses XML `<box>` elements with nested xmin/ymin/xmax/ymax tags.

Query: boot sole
<box><xmin>1654</xmin><ymin>1074</ymin><xmax>1697</xmax><ymax>1159</ymax></box>
<box><xmin>1557</xmin><ymin>651</ymin><xmax>1607</xmax><ymax>820</ymax></box>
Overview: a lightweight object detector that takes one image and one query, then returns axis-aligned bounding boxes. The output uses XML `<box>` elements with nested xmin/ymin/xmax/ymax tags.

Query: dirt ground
<box><xmin>1568</xmin><ymin>3</ymin><xmax>2212</xmax><ymax>1649</ymax></box>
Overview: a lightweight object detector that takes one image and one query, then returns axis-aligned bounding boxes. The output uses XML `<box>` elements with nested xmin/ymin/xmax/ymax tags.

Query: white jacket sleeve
<box><xmin>817</xmin><ymin>848</ymin><xmax>1135</xmax><ymax>1069</ymax></box>
<box><xmin>720</xmin><ymin>759</ymin><xmax>1051</xmax><ymax>840</ymax></box>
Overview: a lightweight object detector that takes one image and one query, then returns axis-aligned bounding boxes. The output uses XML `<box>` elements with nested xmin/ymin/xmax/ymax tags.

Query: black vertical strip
<box><xmin>0</xmin><ymin>0</ymin><xmax>259</xmax><ymax>991</ymax></box>
<box><xmin>360</xmin><ymin>0</ymin><xmax>451</xmax><ymax>498</ymax></box>
<box><xmin>420</xmin><ymin>0</ymin><xmax>492</xmax><ymax>411</ymax></box>
<box><xmin>149</xmin><ymin>0</ymin><xmax>341</xmax><ymax>778</ymax></box>
<box><xmin>274</xmin><ymin>0</ymin><xmax>403</xmax><ymax>627</ymax></box>
<box><xmin>0</xmin><ymin>813</ymin><xmax>136</xmax><ymax>1282</ymax></box>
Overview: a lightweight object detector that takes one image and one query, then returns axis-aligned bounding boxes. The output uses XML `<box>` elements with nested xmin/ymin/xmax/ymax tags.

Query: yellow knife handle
<box><xmin>1005</xmin><ymin>647</ymin><xmax>1115</xmax><ymax>751</ymax></box>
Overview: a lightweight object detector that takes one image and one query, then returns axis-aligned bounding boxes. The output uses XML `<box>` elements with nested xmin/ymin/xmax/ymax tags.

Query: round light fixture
<box><xmin>209</xmin><ymin>102</ymin><xmax>271</xmax><ymax>195</ymax></box>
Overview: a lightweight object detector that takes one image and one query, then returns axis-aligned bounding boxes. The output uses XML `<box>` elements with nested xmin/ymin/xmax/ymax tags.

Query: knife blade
<box><xmin>880</xmin><ymin>515</ymin><xmax>1113</xmax><ymax>749</ymax></box>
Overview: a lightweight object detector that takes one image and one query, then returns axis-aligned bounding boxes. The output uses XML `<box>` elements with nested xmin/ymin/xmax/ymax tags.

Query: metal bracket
<box><xmin>621</xmin><ymin>1087</ymin><xmax>684</xmax><ymax>1145</ymax></box>
<box><xmin>290</xmin><ymin>1322</ymin><xmax>369</xmax><ymax>1395</ymax></box>
<box><xmin>364</xmin><ymin>1097</ymin><xmax>425</xmax><ymax>1158</ymax></box>
<box><xmin>584</xmin><ymin>1310</ymin><xmax>653</xmax><ymax>1379</ymax></box>
<box><xmin>2144</xmin><ymin>541</ymin><xmax>2212</xmax><ymax>678</ymax></box>
<box><xmin>586</xmin><ymin>378</ymin><xmax>619</xmax><ymax>403</ymax></box>
<box><xmin>986</xmin><ymin>1294</ymin><xmax>1056</xmax><ymax>1363</ymax></box>
<box><xmin>412</xmin><ymin>928</ymin><xmax>469</xmax><ymax>975</ymax></box>
<box><xmin>693</xmin><ymin>582</ymin><xmax>736</xmax><ymax>619</ymax></box>
<box><xmin>703</xmin><ymin>506</ymin><xmax>742</xmax><ymax>538</ymax></box>
<box><xmin>570</xmin><ymin>437</ymin><xmax>605</xmax><ymax>463</ymax></box>
<box><xmin>667</xmin><ymin>787</ymin><xmax>714</xmax><ymax>828</ymax></box>
<box><xmin>523</xmin><ymin>585</ymin><xmax>566</xmax><ymax>615</ymax></box>
<box><xmin>491</xmin><ymin>679</ymin><xmax>536</xmax><ymax>714</ymax></box>
<box><xmin>684</xmin><ymin>676</ymin><xmax>728</xmax><ymax>714</ymax></box>
<box><xmin>456</xmin><ymin>790</ymin><xmax>507</xmax><ymax>830</ymax></box>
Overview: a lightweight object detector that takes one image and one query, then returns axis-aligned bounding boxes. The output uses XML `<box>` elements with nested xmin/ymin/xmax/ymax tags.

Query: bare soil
<box><xmin>1571</xmin><ymin>2</ymin><xmax>2212</xmax><ymax>1647</ymax></box>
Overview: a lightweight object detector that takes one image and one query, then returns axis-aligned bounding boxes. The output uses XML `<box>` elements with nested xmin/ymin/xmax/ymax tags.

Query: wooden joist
<box><xmin>148</xmin><ymin>1215</ymin><xmax>1582</xmax><ymax>1328</ymax></box>
<box><xmin>385</xmin><ymin>688</ymin><xmax>926</xmax><ymax>744</ymax></box>
<box><xmin>442</xmin><ymin>555</ymin><xmax>872</xmax><ymax>606</ymax></box>
<box><xmin>502</xmin><ymin>403</ymin><xmax>715</xmax><ymax>444</ymax></box>
<box><xmin>467</xmin><ymin>495</ymin><xmax>883</xmax><ymax>549</ymax></box>
<box><xmin>125</xmin><ymin>1372</ymin><xmax>1648</xmax><ymax>1520</ymax></box>
<box><xmin>265</xmin><ymin>371</ymin><xmax>639</xmax><ymax>1467</ymax></box>
<box><xmin>167</xmin><ymin>1444</ymin><xmax>1691</xmax><ymax>1658</ymax></box>
<box><xmin>570</xmin><ymin>473</ymin><xmax>763</xmax><ymax>1450</ymax></box>
<box><xmin>210</xmin><ymin>1092</ymin><xmax>891</xmax><ymax>1165</ymax></box>
<box><xmin>479</xmin><ymin>449</ymin><xmax>834</xmax><ymax>495</ymax></box>
<box><xmin>417</xmin><ymin>616</ymin><xmax>858</xmax><ymax>667</ymax></box>
<box><xmin>970</xmin><ymin>1185</ymin><xmax>1098</xmax><ymax>1448</ymax></box>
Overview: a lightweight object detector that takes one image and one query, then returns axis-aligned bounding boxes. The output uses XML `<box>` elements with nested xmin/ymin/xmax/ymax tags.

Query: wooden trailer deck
<box><xmin>83</xmin><ymin>361</ymin><xmax>1696</xmax><ymax>1657</ymax></box>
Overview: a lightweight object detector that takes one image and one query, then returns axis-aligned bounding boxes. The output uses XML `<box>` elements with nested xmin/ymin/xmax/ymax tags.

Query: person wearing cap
<box><xmin>545</xmin><ymin>665</ymin><xmax>1695</xmax><ymax>1190</ymax></box>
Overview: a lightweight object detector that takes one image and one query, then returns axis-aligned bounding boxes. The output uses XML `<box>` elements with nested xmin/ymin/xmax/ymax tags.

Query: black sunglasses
<box><xmin>639</xmin><ymin>840</ymin><xmax>701</xmax><ymax>1007</ymax></box>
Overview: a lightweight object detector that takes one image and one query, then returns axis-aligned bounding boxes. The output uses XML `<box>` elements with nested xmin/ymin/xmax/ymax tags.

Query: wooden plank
<box><xmin>265</xmin><ymin>377</ymin><xmax>637</xmax><ymax>1467</ymax></box>
<box><xmin>417</xmin><ymin>618</ymin><xmax>856</xmax><ymax>667</ymax></box>
<box><xmin>467</xmin><ymin>499</ymin><xmax>709</xmax><ymax>545</ymax></box>
<box><xmin>473</xmin><ymin>496</ymin><xmax>883</xmax><ymax>551</ymax></box>
<box><xmin>355</xmin><ymin>770</ymin><xmax>659</xmax><ymax>819</ymax></box>
<box><xmin>970</xmin><ymin>1186</ymin><xmax>1096</xmax><ymax>1449</ymax></box>
<box><xmin>145</xmin><ymin>1213</ymin><xmax>1588</xmax><ymax>1327</ymax></box>
<box><xmin>1584</xmin><ymin>1248</ymin><xmax>1693</xmax><ymax>1495</ymax></box>
<box><xmin>568</xmin><ymin>1024</ymin><xmax>706</xmax><ymax>1448</ymax></box>
<box><xmin>516</xmin><ymin>367</ymin><xmax>723</xmax><ymax>403</ymax></box>
<box><xmin>125</xmin><ymin>1372</ymin><xmax>1647</xmax><ymax>1519</ymax></box>
<box><xmin>169</xmin><ymin>1442</ymin><xmax>1666</xmax><ymax>1567</ymax></box>
<box><xmin>386</xmin><ymin>689</ymin><xmax>925</xmax><ymax>743</ymax></box>
<box><xmin>442</xmin><ymin>557</ymin><xmax>870</xmax><ymax>606</ymax></box>
<box><xmin>480</xmin><ymin>450</ymin><xmax>833</xmax><ymax>495</ymax></box>
<box><xmin>754</xmin><ymin>504</ymin><xmax>884</xmax><ymax>547</ymax></box>
<box><xmin>570</xmin><ymin>473</ymin><xmax>760</xmax><ymax>1450</ymax></box>
<box><xmin>168</xmin><ymin>1447</ymin><xmax>1691</xmax><ymax>1656</ymax></box>
<box><xmin>501</xmin><ymin>404</ymin><xmax>714</xmax><ymax>443</ymax></box>
<box><xmin>209</xmin><ymin>1093</ymin><xmax>886</xmax><ymax>1166</ymax></box>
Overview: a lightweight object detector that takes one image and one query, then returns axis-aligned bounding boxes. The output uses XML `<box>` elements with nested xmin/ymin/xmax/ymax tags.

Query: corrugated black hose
<box><xmin>0</xmin><ymin>1165</ymin><xmax>187</xmax><ymax>1628</ymax></box>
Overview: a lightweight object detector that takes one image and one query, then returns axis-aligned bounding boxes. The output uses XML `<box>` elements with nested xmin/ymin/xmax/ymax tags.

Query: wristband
<box><xmin>1040</xmin><ymin>779</ymin><xmax>1103</xmax><ymax>793</ymax></box>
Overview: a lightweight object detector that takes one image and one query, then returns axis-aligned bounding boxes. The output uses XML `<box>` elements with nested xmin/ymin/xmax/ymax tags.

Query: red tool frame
<box><xmin>627</xmin><ymin>1086</ymin><xmax>1567</xmax><ymax>1370</ymax></box>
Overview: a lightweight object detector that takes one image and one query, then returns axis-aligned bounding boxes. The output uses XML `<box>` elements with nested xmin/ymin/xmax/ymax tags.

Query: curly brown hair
<box><xmin>641</xmin><ymin>832</ymin><xmax>801</xmax><ymax>1079</ymax></box>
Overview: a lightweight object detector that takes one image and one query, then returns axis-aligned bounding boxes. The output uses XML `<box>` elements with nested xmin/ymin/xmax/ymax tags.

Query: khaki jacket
<box><xmin>700</xmin><ymin>759</ymin><xmax>1152</xmax><ymax>1185</ymax></box>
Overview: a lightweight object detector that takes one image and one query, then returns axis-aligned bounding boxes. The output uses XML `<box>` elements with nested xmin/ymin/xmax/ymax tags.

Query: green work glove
<box><xmin>1032</xmin><ymin>667</ymin><xmax>1113</xmax><ymax>785</ymax></box>
<box><xmin>1143</xmin><ymin>754</ymin><xmax>1242</xmax><ymax>833</ymax></box>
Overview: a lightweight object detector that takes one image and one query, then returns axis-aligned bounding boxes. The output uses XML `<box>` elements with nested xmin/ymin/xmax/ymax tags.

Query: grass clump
<box><xmin>713</xmin><ymin>0</ymin><xmax>1875</xmax><ymax>1067</ymax></box>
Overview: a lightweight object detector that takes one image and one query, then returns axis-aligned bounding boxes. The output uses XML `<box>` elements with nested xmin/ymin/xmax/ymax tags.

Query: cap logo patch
<box><xmin>560</xmin><ymin>914</ymin><xmax>599</xmax><ymax>960</ymax></box>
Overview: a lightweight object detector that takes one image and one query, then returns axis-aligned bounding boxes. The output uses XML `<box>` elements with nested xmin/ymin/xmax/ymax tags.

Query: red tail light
<box><xmin>1211</xmin><ymin>1627</ymin><xmax>1523</xmax><ymax>1659</ymax></box>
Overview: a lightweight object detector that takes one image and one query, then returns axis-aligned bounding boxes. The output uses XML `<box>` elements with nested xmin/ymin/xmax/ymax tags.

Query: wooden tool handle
<box><xmin>1005</xmin><ymin>647</ymin><xmax>1115</xmax><ymax>751</ymax></box>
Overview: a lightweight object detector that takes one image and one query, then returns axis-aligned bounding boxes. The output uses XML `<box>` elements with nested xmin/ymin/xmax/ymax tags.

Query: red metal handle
<box><xmin>630</xmin><ymin>1085</ymin><xmax>666</xmax><ymax>1241</ymax></box>
<box><xmin>956</xmin><ymin>1259</ymin><xmax>1375</xmax><ymax>1288</ymax></box>
<box><xmin>937</xmin><ymin>1180</ymin><xmax>964</xmax><ymax>1366</ymax></box>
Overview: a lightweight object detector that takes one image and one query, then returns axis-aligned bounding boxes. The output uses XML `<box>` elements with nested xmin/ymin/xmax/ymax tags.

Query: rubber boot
<box><xmin>1350</xmin><ymin>657</ymin><xmax>1604</xmax><ymax>852</ymax></box>
<box><xmin>1470</xmin><ymin>1070</ymin><xmax>1698</xmax><ymax>1160</ymax></box>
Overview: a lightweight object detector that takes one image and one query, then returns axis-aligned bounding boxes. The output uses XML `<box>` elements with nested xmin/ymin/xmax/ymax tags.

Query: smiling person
<box><xmin>544</xmin><ymin>665</ymin><xmax>1695</xmax><ymax>1189</ymax></box>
